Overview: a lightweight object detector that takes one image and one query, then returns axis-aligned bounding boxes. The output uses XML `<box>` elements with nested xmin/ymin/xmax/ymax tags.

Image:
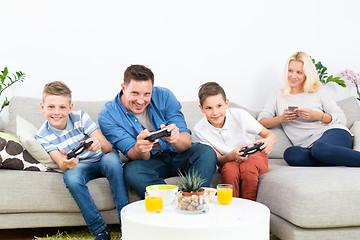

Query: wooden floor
<box><xmin>0</xmin><ymin>226</ymin><xmax>88</xmax><ymax>240</ymax></box>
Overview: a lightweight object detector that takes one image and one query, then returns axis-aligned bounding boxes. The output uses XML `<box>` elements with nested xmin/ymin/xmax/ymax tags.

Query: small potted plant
<box><xmin>176</xmin><ymin>169</ymin><xmax>209</xmax><ymax>214</ymax></box>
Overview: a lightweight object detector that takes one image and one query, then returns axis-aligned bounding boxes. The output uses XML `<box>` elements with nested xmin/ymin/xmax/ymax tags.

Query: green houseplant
<box><xmin>311</xmin><ymin>58</ymin><xmax>346</xmax><ymax>87</ymax></box>
<box><xmin>178</xmin><ymin>168</ymin><xmax>206</xmax><ymax>194</ymax></box>
<box><xmin>176</xmin><ymin>169</ymin><xmax>209</xmax><ymax>213</ymax></box>
<box><xmin>0</xmin><ymin>67</ymin><xmax>26</xmax><ymax>113</ymax></box>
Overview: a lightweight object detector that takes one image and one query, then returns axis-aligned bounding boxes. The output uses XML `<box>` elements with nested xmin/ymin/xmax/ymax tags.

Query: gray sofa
<box><xmin>1</xmin><ymin>96</ymin><xmax>360</xmax><ymax>240</ymax></box>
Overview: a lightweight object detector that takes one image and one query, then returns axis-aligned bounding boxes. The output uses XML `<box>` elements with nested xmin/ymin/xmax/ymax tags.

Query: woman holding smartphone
<box><xmin>258</xmin><ymin>51</ymin><xmax>360</xmax><ymax>167</ymax></box>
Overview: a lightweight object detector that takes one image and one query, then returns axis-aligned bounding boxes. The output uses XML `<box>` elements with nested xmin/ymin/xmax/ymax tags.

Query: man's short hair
<box><xmin>42</xmin><ymin>81</ymin><xmax>72</xmax><ymax>102</ymax></box>
<box><xmin>198</xmin><ymin>82</ymin><xmax>227</xmax><ymax>106</ymax></box>
<box><xmin>124</xmin><ymin>65</ymin><xmax>154</xmax><ymax>86</ymax></box>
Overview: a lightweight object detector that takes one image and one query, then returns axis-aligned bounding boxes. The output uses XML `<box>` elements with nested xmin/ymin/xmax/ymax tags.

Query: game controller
<box><xmin>67</xmin><ymin>141</ymin><xmax>93</xmax><ymax>159</ymax></box>
<box><xmin>145</xmin><ymin>128</ymin><xmax>171</xmax><ymax>142</ymax></box>
<box><xmin>239</xmin><ymin>142</ymin><xmax>264</xmax><ymax>157</ymax></box>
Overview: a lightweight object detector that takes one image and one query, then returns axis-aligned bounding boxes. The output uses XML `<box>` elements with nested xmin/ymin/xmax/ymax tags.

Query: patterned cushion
<box><xmin>16</xmin><ymin>115</ymin><xmax>59</xmax><ymax>169</ymax></box>
<box><xmin>0</xmin><ymin>132</ymin><xmax>51</xmax><ymax>171</ymax></box>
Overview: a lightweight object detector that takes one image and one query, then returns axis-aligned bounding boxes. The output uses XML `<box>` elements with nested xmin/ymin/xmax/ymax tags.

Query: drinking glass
<box><xmin>217</xmin><ymin>184</ymin><xmax>233</xmax><ymax>205</ymax></box>
<box><xmin>145</xmin><ymin>191</ymin><xmax>163</xmax><ymax>212</ymax></box>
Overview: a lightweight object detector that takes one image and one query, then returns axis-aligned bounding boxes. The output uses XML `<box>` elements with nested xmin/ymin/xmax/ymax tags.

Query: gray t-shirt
<box><xmin>258</xmin><ymin>88</ymin><xmax>349</xmax><ymax>148</ymax></box>
<box><xmin>133</xmin><ymin>108</ymin><xmax>161</xmax><ymax>151</ymax></box>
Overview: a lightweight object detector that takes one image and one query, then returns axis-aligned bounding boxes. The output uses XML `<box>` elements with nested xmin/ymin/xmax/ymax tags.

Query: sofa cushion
<box><xmin>260</xmin><ymin>125</ymin><xmax>292</xmax><ymax>159</ymax></box>
<box><xmin>0</xmin><ymin>169</ymin><xmax>116</xmax><ymax>213</ymax></box>
<box><xmin>5</xmin><ymin>97</ymin><xmax>44</xmax><ymax>137</ymax></box>
<box><xmin>350</xmin><ymin>121</ymin><xmax>360</xmax><ymax>151</ymax></box>
<box><xmin>16</xmin><ymin>115</ymin><xmax>59</xmax><ymax>170</ymax></box>
<box><xmin>337</xmin><ymin>96</ymin><xmax>360</xmax><ymax>129</ymax></box>
<box><xmin>257</xmin><ymin>160</ymin><xmax>360</xmax><ymax>228</ymax></box>
<box><xmin>0</xmin><ymin>132</ymin><xmax>50</xmax><ymax>171</ymax></box>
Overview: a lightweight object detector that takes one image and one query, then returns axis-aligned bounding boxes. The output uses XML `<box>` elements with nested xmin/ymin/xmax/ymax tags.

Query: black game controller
<box><xmin>67</xmin><ymin>141</ymin><xmax>93</xmax><ymax>159</ymax></box>
<box><xmin>145</xmin><ymin>128</ymin><xmax>171</xmax><ymax>142</ymax></box>
<box><xmin>239</xmin><ymin>143</ymin><xmax>264</xmax><ymax>157</ymax></box>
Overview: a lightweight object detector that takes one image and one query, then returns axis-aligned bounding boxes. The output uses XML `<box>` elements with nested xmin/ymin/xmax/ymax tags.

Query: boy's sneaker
<box><xmin>95</xmin><ymin>226</ymin><xmax>111</xmax><ymax>240</ymax></box>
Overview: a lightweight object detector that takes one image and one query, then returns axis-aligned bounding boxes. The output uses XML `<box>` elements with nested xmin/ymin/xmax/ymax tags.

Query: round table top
<box><xmin>121</xmin><ymin>197</ymin><xmax>270</xmax><ymax>229</ymax></box>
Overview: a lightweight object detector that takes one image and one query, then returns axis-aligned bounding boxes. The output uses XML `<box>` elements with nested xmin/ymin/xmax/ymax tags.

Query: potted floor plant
<box><xmin>176</xmin><ymin>169</ymin><xmax>209</xmax><ymax>213</ymax></box>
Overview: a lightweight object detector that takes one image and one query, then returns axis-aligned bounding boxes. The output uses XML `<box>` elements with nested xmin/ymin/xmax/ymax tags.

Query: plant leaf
<box><xmin>0</xmin><ymin>97</ymin><xmax>9</xmax><ymax>113</ymax></box>
<box><xmin>326</xmin><ymin>75</ymin><xmax>346</xmax><ymax>87</ymax></box>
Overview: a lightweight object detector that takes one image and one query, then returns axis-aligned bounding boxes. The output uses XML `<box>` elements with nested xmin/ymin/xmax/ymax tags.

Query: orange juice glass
<box><xmin>145</xmin><ymin>192</ymin><xmax>163</xmax><ymax>212</ymax></box>
<box><xmin>217</xmin><ymin>184</ymin><xmax>233</xmax><ymax>205</ymax></box>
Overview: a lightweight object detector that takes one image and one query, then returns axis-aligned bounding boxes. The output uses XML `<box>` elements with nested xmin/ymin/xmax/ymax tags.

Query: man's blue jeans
<box><xmin>124</xmin><ymin>143</ymin><xmax>217</xmax><ymax>199</ymax></box>
<box><xmin>284</xmin><ymin>128</ymin><xmax>360</xmax><ymax>167</ymax></box>
<box><xmin>63</xmin><ymin>150</ymin><xmax>128</xmax><ymax>235</ymax></box>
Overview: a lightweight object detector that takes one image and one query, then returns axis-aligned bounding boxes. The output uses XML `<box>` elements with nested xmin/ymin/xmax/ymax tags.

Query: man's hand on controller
<box><xmin>160</xmin><ymin>124</ymin><xmax>178</xmax><ymax>144</ymax></box>
<box><xmin>136</xmin><ymin>129</ymin><xmax>157</xmax><ymax>153</ymax></box>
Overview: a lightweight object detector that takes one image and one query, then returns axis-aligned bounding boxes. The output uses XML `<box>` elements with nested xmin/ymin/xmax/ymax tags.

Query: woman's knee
<box><xmin>283</xmin><ymin>147</ymin><xmax>304</xmax><ymax>166</ymax></box>
<box><xmin>311</xmin><ymin>142</ymin><xmax>327</xmax><ymax>158</ymax></box>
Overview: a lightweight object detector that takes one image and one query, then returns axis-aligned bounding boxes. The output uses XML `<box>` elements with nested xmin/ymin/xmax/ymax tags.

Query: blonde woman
<box><xmin>258</xmin><ymin>51</ymin><xmax>360</xmax><ymax>166</ymax></box>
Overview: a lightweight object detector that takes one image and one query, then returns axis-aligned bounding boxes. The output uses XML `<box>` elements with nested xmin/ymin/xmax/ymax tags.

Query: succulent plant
<box><xmin>178</xmin><ymin>168</ymin><xmax>206</xmax><ymax>193</ymax></box>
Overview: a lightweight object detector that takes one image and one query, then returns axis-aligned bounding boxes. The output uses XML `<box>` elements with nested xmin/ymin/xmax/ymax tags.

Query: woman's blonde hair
<box><xmin>282</xmin><ymin>51</ymin><xmax>322</xmax><ymax>97</ymax></box>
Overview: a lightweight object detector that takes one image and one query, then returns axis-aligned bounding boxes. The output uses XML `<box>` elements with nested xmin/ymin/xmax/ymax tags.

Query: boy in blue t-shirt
<box><xmin>36</xmin><ymin>81</ymin><xmax>128</xmax><ymax>240</ymax></box>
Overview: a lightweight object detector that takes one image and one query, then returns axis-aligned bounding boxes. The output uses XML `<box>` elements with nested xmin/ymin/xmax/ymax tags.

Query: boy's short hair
<box><xmin>42</xmin><ymin>81</ymin><xmax>72</xmax><ymax>102</ymax></box>
<box><xmin>124</xmin><ymin>65</ymin><xmax>154</xmax><ymax>86</ymax></box>
<box><xmin>198</xmin><ymin>82</ymin><xmax>227</xmax><ymax>106</ymax></box>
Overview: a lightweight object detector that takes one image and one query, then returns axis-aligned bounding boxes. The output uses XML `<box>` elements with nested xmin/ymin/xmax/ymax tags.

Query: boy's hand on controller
<box><xmin>255</xmin><ymin>140</ymin><xmax>272</xmax><ymax>155</ymax></box>
<box><xmin>160</xmin><ymin>124</ymin><xmax>178</xmax><ymax>144</ymax></box>
<box><xmin>60</xmin><ymin>149</ymin><xmax>79</xmax><ymax>170</ymax></box>
<box><xmin>234</xmin><ymin>145</ymin><xmax>248</xmax><ymax>161</ymax></box>
<box><xmin>85</xmin><ymin>138</ymin><xmax>101</xmax><ymax>152</ymax></box>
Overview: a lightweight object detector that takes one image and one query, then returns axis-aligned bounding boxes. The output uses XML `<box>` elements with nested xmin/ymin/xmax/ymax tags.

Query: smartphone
<box><xmin>288</xmin><ymin>106</ymin><xmax>298</xmax><ymax>111</ymax></box>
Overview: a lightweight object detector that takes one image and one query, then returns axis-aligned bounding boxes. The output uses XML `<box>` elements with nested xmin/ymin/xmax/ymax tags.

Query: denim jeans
<box><xmin>284</xmin><ymin>128</ymin><xmax>360</xmax><ymax>167</ymax></box>
<box><xmin>124</xmin><ymin>143</ymin><xmax>217</xmax><ymax>199</ymax></box>
<box><xmin>63</xmin><ymin>150</ymin><xmax>128</xmax><ymax>235</ymax></box>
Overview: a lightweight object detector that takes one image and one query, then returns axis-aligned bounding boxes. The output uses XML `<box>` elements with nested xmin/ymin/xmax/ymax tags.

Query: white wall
<box><xmin>1</xmin><ymin>0</ymin><xmax>360</xmax><ymax>120</ymax></box>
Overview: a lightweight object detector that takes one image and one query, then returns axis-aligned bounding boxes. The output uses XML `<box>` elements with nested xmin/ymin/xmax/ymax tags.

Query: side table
<box><xmin>121</xmin><ymin>197</ymin><xmax>270</xmax><ymax>240</ymax></box>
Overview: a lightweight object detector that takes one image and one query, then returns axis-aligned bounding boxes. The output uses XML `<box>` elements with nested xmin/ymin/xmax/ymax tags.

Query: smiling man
<box><xmin>98</xmin><ymin>65</ymin><xmax>217</xmax><ymax>199</ymax></box>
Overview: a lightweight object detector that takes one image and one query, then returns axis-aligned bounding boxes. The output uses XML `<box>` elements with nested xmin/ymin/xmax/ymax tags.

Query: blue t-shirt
<box><xmin>98</xmin><ymin>86</ymin><xmax>191</xmax><ymax>157</ymax></box>
<box><xmin>35</xmin><ymin>110</ymin><xmax>103</xmax><ymax>162</ymax></box>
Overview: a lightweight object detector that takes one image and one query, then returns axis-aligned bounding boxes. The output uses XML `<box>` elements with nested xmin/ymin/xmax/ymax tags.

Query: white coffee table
<box><xmin>121</xmin><ymin>197</ymin><xmax>270</xmax><ymax>240</ymax></box>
